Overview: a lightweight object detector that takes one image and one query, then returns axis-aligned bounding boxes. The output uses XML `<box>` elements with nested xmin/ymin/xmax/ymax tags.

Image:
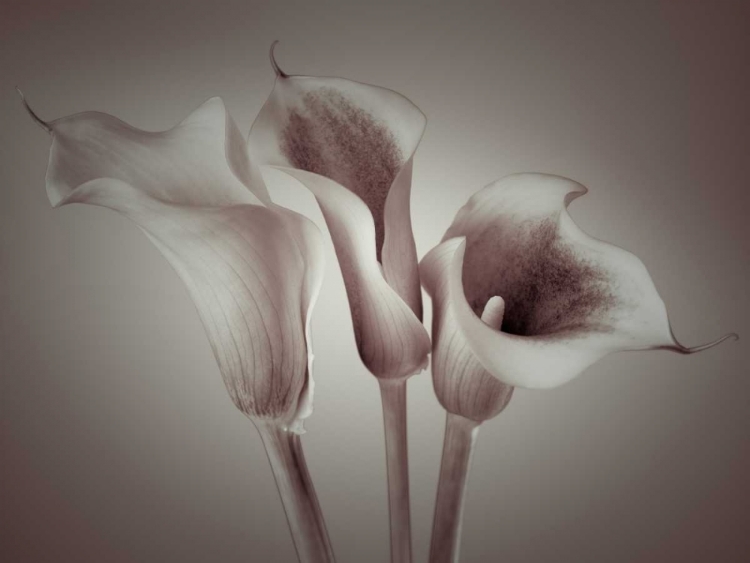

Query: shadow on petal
<box><xmin>28</xmin><ymin>94</ymin><xmax>325</xmax><ymax>431</ymax></box>
<box><xmin>421</xmin><ymin>173</ymin><xmax>737</xmax><ymax>389</ymax></box>
<box><xmin>249</xmin><ymin>51</ymin><xmax>430</xmax><ymax>379</ymax></box>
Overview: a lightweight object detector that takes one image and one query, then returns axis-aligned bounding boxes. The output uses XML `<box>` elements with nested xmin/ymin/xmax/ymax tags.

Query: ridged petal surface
<box><xmin>36</xmin><ymin>97</ymin><xmax>324</xmax><ymax>430</ymax></box>
<box><xmin>249</xmin><ymin>66</ymin><xmax>429</xmax><ymax>379</ymax></box>
<box><xmin>421</xmin><ymin>174</ymin><xmax>735</xmax><ymax>389</ymax></box>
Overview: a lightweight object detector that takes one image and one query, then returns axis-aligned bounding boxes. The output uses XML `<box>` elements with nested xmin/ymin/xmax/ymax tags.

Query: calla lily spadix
<box><xmin>247</xmin><ymin>43</ymin><xmax>431</xmax><ymax>563</ymax></box>
<box><xmin>20</xmin><ymin>90</ymin><xmax>335</xmax><ymax>563</ymax></box>
<box><xmin>420</xmin><ymin>172</ymin><xmax>737</xmax><ymax>563</ymax></box>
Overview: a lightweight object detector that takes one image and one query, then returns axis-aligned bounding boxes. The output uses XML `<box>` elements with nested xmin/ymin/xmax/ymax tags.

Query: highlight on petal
<box><xmin>424</xmin><ymin>240</ymin><xmax>513</xmax><ymax>421</ymax></box>
<box><xmin>40</xmin><ymin>95</ymin><xmax>272</xmax><ymax>208</ymax></box>
<box><xmin>248</xmin><ymin>46</ymin><xmax>430</xmax><ymax>379</ymax></box>
<box><xmin>26</xmin><ymin>94</ymin><xmax>325</xmax><ymax>431</ymax></box>
<box><xmin>421</xmin><ymin>173</ymin><xmax>737</xmax><ymax>390</ymax></box>
<box><xmin>273</xmin><ymin>167</ymin><xmax>430</xmax><ymax>380</ymax></box>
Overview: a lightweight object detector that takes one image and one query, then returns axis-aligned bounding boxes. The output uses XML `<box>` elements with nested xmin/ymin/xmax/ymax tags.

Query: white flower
<box><xmin>248</xmin><ymin>44</ymin><xmax>430</xmax><ymax>381</ymax></box>
<box><xmin>421</xmin><ymin>173</ymin><xmax>736</xmax><ymax>392</ymax></box>
<box><xmin>21</xmin><ymin>90</ymin><xmax>325</xmax><ymax>433</ymax></box>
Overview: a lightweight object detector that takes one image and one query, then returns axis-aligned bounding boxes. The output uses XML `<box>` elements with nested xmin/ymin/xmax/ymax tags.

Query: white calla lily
<box><xmin>420</xmin><ymin>172</ymin><xmax>736</xmax><ymax>563</ymax></box>
<box><xmin>249</xmin><ymin>44</ymin><xmax>430</xmax><ymax>381</ymax></box>
<box><xmin>22</xmin><ymin>91</ymin><xmax>335</xmax><ymax>563</ymax></box>
<box><xmin>247</xmin><ymin>44</ymin><xmax>431</xmax><ymax>563</ymax></box>
<box><xmin>422</xmin><ymin>173</ymin><xmax>736</xmax><ymax>390</ymax></box>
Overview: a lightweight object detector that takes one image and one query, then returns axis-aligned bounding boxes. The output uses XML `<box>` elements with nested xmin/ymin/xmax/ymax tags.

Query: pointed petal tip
<box><xmin>565</xmin><ymin>181</ymin><xmax>588</xmax><ymax>205</ymax></box>
<box><xmin>269</xmin><ymin>40</ymin><xmax>288</xmax><ymax>78</ymax></box>
<box><xmin>670</xmin><ymin>332</ymin><xmax>739</xmax><ymax>354</ymax></box>
<box><xmin>17</xmin><ymin>87</ymin><xmax>51</xmax><ymax>134</ymax></box>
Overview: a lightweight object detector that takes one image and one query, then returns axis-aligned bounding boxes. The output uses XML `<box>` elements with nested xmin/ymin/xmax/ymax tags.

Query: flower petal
<box><xmin>41</xmin><ymin>96</ymin><xmax>271</xmax><ymax>208</ymax></box>
<box><xmin>32</xmin><ymin>97</ymin><xmax>324</xmax><ymax>431</ymax></box>
<box><xmin>421</xmin><ymin>174</ymin><xmax>736</xmax><ymax>389</ymax></box>
<box><xmin>248</xmin><ymin>49</ymin><xmax>429</xmax><ymax>379</ymax></box>
<box><xmin>424</xmin><ymin>241</ymin><xmax>513</xmax><ymax>421</ymax></box>
<box><xmin>272</xmin><ymin>166</ymin><xmax>430</xmax><ymax>380</ymax></box>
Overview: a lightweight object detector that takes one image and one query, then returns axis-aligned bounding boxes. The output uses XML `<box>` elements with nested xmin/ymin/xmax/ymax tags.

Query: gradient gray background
<box><xmin>1</xmin><ymin>1</ymin><xmax>748</xmax><ymax>561</ymax></box>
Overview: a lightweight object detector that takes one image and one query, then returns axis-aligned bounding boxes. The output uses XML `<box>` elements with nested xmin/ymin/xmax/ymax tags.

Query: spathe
<box><xmin>247</xmin><ymin>44</ymin><xmax>431</xmax><ymax>562</ymax></box>
<box><xmin>248</xmin><ymin>43</ymin><xmax>430</xmax><ymax>381</ymax></box>
<box><xmin>421</xmin><ymin>173</ymin><xmax>737</xmax><ymax>390</ymax></box>
<box><xmin>421</xmin><ymin>173</ymin><xmax>736</xmax><ymax>563</ymax></box>
<box><xmin>22</xmin><ymin>92</ymin><xmax>335</xmax><ymax>562</ymax></box>
<box><xmin>23</xmin><ymin>93</ymin><xmax>321</xmax><ymax>429</ymax></box>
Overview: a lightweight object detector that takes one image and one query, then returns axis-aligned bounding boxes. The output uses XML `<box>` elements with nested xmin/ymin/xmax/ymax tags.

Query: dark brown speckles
<box><xmin>280</xmin><ymin>88</ymin><xmax>403</xmax><ymax>261</ymax></box>
<box><xmin>463</xmin><ymin>218</ymin><xmax>616</xmax><ymax>337</ymax></box>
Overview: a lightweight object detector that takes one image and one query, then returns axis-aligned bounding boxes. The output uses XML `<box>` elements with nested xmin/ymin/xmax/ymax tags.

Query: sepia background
<box><xmin>1</xmin><ymin>1</ymin><xmax>748</xmax><ymax>561</ymax></box>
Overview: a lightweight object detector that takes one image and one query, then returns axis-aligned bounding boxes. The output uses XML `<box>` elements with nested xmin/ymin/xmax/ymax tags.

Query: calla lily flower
<box><xmin>420</xmin><ymin>172</ymin><xmax>736</xmax><ymax>563</ymax></box>
<box><xmin>21</xmin><ymin>91</ymin><xmax>335</xmax><ymax>563</ymax></box>
<box><xmin>422</xmin><ymin>173</ymin><xmax>736</xmax><ymax>390</ymax></box>
<box><xmin>248</xmin><ymin>44</ymin><xmax>430</xmax><ymax>381</ymax></box>
<box><xmin>247</xmin><ymin>44</ymin><xmax>431</xmax><ymax>563</ymax></box>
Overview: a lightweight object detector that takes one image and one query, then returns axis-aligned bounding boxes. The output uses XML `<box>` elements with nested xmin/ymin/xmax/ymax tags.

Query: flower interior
<box><xmin>281</xmin><ymin>88</ymin><xmax>402</xmax><ymax>261</ymax></box>
<box><xmin>462</xmin><ymin>218</ymin><xmax>617</xmax><ymax>337</ymax></box>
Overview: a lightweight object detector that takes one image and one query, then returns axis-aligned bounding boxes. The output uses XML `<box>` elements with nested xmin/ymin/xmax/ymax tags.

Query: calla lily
<box><xmin>421</xmin><ymin>173</ymin><xmax>736</xmax><ymax>390</ymax></box>
<box><xmin>248</xmin><ymin>44</ymin><xmax>430</xmax><ymax>380</ymax></box>
<box><xmin>247</xmin><ymin>44</ymin><xmax>431</xmax><ymax>563</ymax></box>
<box><xmin>21</xmin><ymin>91</ymin><xmax>335</xmax><ymax>563</ymax></box>
<box><xmin>420</xmin><ymin>172</ymin><xmax>736</xmax><ymax>563</ymax></box>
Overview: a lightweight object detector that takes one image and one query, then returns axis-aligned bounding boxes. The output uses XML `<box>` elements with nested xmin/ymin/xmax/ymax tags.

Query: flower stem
<box><xmin>429</xmin><ymin>413</ymin><xmax>481</xmax><ymax>563</ymax></box>
<box><xmin>379</xmin><ymin>379</ymin><xmax>413</xmax><ymax>563</ymax></box>
<box><xmin>255</xmin><ymin>423</ymin><xmax>336</xmax><ymax>563</ymax></box>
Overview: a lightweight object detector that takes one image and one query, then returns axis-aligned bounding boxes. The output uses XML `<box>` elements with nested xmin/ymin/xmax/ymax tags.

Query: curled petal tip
<box><xmin>17</xmin><ymin>87</ymin><xmax>51</xmax><ymax>133</ymax></box>
<box><xmin>673</xmin><ymin>332</ymin><xmax>739</xmax><ymax>354</ymax></box>
<box><xmin>565</xmin><ymin>182</ymin><xmax>588</xmax><ymax>205</ymax></box>
<box><xmin>269</xmin><ymin>40</ymin><xmax>288</xmax><ymax>78</ymax></box>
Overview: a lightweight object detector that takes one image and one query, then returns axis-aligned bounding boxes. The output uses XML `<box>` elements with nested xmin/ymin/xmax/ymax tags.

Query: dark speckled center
<box><xmin>462</xmin><ymin>218</ymin><xmax>616</xmax><ymax>337</ymax></box>
<box><xmin>280</xmin><ymin>88</ymin><xmax>403</xmax><ymax>261</ymax></box>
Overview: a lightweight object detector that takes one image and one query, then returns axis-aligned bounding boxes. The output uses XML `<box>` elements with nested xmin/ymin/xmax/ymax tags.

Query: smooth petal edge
<box><xmin>68</xmin><ymin>184</ymin><xmax>320</xmax><ymax>426</ymax></box>
<box><xmin>438</xmin><ymin>236</ymin><xmax>616</xmax><ymax>389</ymax></box>
<box><xmin>248</xmin><ymin>70</ymin><xmax>426</xmax><ymax>172</ymax></box>
<box><xmin>268</xmin><ymin>165</ymin><xmax>431</xmax><ymax>379</ymax></box>
<box><xmin>248</xmin><ymin>56</ymin><xmax>427</xmax><ymax>318</ymax></box>
<box><xmin>272</xmin><ymin>205</ymin><xmax>327</xmax><ymax>434</ymax></box>
<box><xmin>23</xmin><ymin>91</ymin><xmax>325</xmax><ymax>427</ymax></box>
<box><xmin>248</xmin><ymin>62</ymin><xmax>426</xmax><ymax>265</ymax></box>
<box><xmin>424</xmin><ymin>173</ymin><xmax>737</xmax><ymax>389</ymax></box>
<box><xmin>382</xmin><ymin>156</ymin><xmax>423</xmax><ymax>319</ymax></box>
<box><xmin>421</xmin><ymin>244</ymin><xmax>514</xmax><ymax>421</ymax></box>
<box><xmin>22</xmin><ymin>94</ymin><xmax>271</xmax><ymax>209</ymax></box>
<box><xmin>268</xmin><ymin>45</ymin><xmax>428</xmax><ymax>139</ymax></box>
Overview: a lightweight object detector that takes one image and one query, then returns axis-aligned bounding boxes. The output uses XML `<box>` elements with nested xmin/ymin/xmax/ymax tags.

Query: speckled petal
<box><xmin>248</xmin><ymin>49</ymin><xmax>429</xmax><ymax>379</ymax></box>
<box><xmin>420</xmin><ymin>173</ymin><xmax>736</xmax><ymax>389</ymax></box>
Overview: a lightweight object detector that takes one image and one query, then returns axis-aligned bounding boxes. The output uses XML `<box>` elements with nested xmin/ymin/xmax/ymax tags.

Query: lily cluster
<box><xmin>24</xmin><ymin>43</ymin><xmax>735</xmax><ymax>563</ymax></box>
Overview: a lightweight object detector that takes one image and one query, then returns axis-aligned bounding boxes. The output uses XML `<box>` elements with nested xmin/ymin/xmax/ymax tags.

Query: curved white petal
<box><xmin>248</xmin><ymin>50</ymin><xmax>429</xmax><ymax>379</ymax></box>
<box><xmin>422</xmin><ymin>240</ymin><xmax>513</xmax><ymax>421</ymax></box>
<box><xmin>44</xmin><ymin>96</ymin><xmax>271</xmax><ymax>207</ymax></box>
<box><xmin>421</xmin><ymin>173</ymin><xmax>736</xmax><ymax>389</ymax></box>
<box><xmin>273</xmin><ymin>167</ymin><xmax>430</xmax><ymax>379</ymax></box>
<box><xmin>29</xmin><ymin>96</ymin><xmax>324</xmax><ymax>431</ymax></box>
